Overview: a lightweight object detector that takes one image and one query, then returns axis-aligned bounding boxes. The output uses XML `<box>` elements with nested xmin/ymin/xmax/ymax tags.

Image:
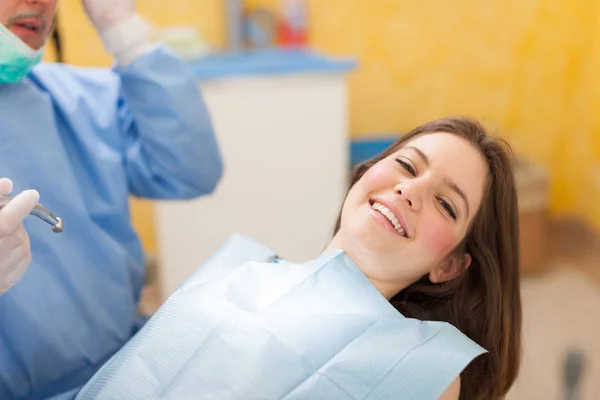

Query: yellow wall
<box><xmin>49</xmin><ymin>0</ymin><xmax>600</xmax><ymax>252</ymax></box>
<box><xmin>588</xmin><ymin>11</ymin><xmax>600</xmax><ymax>229</ymax></box>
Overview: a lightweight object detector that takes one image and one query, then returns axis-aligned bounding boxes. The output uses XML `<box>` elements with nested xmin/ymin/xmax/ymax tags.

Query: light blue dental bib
<box><xmin>77</xmin><ymin>235</ymin><xmax>486</xmax><ymax>400</ymax></box>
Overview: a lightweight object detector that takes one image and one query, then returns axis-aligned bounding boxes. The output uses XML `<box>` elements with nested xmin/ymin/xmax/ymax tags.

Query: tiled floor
<box><xmin>139</xmin><ymin>217</ymin><xmax>600</xmax><ymax>399</ymax></box>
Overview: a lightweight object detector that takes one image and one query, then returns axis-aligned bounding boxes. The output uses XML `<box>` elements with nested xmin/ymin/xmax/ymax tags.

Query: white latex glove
<box><xmin>82</xmin><ymin>0</ymin><xmax>154</xmax><ymax>66</ymax></box>
<box><xmin>0</xmin><ymin>178</ymin><xmax>39</xmax><ymax>296</ymax></box>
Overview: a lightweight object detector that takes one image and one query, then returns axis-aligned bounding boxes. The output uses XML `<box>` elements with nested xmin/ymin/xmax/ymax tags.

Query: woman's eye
<box><xmin>395</xmin><ymin>158</ymin><xmax>416</xmax><ymax>176</ymax></box>
<box><xmin>439</xmin><ymin>198</ymin><xmax>457</xmax><ymax>220</ymax></box>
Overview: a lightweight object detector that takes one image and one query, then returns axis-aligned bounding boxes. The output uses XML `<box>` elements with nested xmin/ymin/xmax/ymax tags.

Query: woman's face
<box><xmin>328</xmin><ymin>132</ymin><xmax>488</xmax><ymax>299</ymax></box>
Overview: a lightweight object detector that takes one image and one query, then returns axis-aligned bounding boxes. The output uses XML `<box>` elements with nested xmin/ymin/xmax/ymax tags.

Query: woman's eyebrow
<box><xmin>405</xmin><ymin>146</ymin><xmax>430</xmax><ymax>167</ymax></box>
<box><xmin>445</xmin><ymin>178</ymin><xmax>470</xmax><ymax>217</ymax></box>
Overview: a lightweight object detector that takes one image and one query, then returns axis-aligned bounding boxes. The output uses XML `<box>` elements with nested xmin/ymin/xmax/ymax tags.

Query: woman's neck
<box><xmin>324</xmin><ymin>235</ymin><xmax>403</xmax><ymax>301</ymax></box>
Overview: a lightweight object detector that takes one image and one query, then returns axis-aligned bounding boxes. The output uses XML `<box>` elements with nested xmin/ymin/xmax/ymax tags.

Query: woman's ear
<box><xmin>429</xmin><ymin>253</ymin><xmax>472</xmax><ymax>283</ymax></box>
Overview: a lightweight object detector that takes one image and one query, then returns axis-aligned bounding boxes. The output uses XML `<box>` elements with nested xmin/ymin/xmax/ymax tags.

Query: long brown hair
<box><xmin>334</xmin><ymin>117</ymin><xmax>522</xmax><ymax>399</ymax></box>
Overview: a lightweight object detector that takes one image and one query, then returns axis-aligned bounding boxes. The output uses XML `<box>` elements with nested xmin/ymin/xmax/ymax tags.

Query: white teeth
<box><xmin>371</xmin><ymin>202</ymin><xmax>407</xmax><ymax>237</ymax></box>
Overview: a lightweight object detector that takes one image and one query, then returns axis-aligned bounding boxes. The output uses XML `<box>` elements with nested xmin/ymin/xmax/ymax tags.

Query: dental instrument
<box><xmin>0</xmin><ymin>195</ymin><xmax>64</xmax><ymax>233</ymax></box>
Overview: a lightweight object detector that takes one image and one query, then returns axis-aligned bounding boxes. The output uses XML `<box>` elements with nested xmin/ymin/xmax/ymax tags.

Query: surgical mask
<box><xmin>0</xmin><ymin>23</ymin><xmax>44</xmax><ymax>84</ymax></box>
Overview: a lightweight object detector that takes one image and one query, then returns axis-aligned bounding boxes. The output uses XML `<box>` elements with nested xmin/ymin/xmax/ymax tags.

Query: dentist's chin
<box><xmin>8</xmin><ymin>27</ymin><xmax>46</xmax><ymax>50</ymax></box>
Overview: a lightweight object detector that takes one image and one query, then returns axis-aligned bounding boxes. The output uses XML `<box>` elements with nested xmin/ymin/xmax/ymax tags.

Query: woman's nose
<box><xmin>394</xmin><ymin>179</ymin><xmax>424</xmax><ymax>211</ymax></box>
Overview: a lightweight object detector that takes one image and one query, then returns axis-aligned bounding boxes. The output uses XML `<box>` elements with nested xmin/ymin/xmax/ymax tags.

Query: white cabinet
<box><xmin>154</xmin><ymin>68</ymin><xmax>353</xmax><ymax>299</ymax></box>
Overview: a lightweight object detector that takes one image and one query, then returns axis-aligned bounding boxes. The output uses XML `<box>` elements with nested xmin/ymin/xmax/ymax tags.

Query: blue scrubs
<box><xmin>0</xmin><ymin>44</ymin><xmax>223</xmax><ymax>400</ymax></box>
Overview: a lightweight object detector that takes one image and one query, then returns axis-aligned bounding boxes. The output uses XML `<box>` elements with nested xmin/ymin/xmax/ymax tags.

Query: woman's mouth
<box><xmin>369</xmin><ymin>200</ymin><xmax>408</xmax><ymax>237</ymax></box>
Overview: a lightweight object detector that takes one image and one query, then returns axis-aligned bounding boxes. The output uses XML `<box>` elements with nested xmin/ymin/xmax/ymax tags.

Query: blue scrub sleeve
<box><xmin>115</xmin><ymin>44</ymin><xmax>223</xmax><ymax>199</ymax></box>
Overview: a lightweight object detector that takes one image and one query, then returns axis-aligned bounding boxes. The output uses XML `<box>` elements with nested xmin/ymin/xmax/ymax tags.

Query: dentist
<box><xmin>0</xmin><ymin>0</ymin><xmax>223</xmax><ymax>398</ymax></box>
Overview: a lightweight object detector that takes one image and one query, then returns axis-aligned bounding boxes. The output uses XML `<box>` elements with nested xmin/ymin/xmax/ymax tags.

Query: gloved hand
<box><xmin>81</xmin><ymin>0</ymin><xmax>154</xmax><ymax>66</ymax></box>
<box><xmin>82</xmin><ymin>0</ymin><xmax>135</xmax><ymax>32</ymax></box>
<box><xmin>0</xmin><ymin>178</ymin><xmax>39</xmax><ymax>295</ymax></box>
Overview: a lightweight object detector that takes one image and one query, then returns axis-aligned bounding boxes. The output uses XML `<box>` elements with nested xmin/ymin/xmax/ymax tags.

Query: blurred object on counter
<box><xmin>277</xmin><ymin>0</ymin><xmax>309</xmax><ymax>48</ymax></box>
<box><xmin>243</xmin><ymin>8</ymin><xmax>278</xmax><ymax>50</ymax></box>
<box><xmin>225</xmin><ymin>0</ymin><xmax>245</xmax><ymax>52</ymax></box>
<box><xmin>157</xmin><ymin>25</ymin><xmax>213</xmax><ymax>60</ymax></box>
<box><xmin>515</xmin><ymin>156</ymin><xmax>550</xmax><ymax>274</ymax></box>
<box><xmin>224</xmin><ymin>0</ymin><xmax>310</xmax><ymax>52</ymax></box>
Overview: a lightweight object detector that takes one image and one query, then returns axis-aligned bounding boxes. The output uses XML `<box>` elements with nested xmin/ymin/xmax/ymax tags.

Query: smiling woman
<box><xmin>332</xmin><ymin>116</ymin><xmax>522</xmax><ymax>399</ymax></box>
<box><xmin>329</xmin><ymin>130</ymin><xmax>490</xmax><ymax>298</ymax></box>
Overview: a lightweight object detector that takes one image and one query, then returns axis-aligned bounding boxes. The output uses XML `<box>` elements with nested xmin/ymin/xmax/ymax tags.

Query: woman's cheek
<box><xmin>359</xmin><ymin>162</ymin><xmax>394</xmax><ymax>187</ymax></box>
<box><xmin>418</xmin><ymin>216</ymin><xmax>461</xmax><ymax>257</ymax></box>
